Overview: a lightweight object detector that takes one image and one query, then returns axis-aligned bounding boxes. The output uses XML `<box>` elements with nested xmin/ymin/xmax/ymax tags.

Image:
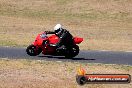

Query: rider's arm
<box><xmin>55</xmin><ymin>30</ymin><xmax>67</xmax><ymax>47</ymax></box>
<box><xmin>59</xmin><ymin>29</ymin><xmax>67</xmax><ymax>39</ymax></box>
<box><xmin>45</xmin><ymin>31</ymin><xmax>55</xmax><ymax>34</ymax></box>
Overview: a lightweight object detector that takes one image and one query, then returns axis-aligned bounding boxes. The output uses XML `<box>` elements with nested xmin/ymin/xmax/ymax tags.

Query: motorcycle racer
<box><xmin>45</xmin><ymin>24</ymin><xmax>74</xmax><ymax>50</ymax></box>
<box><xmin>26</xmin><ymin>24</ymin><xmax>83</xmax><ymax>58</ymax></box>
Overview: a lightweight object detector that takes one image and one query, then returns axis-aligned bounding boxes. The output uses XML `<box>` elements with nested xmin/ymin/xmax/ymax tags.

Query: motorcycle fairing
<box><xmin>74</xmin><ymin>37</ymin><xmax>83</xmax><ymax>44</ymax></box>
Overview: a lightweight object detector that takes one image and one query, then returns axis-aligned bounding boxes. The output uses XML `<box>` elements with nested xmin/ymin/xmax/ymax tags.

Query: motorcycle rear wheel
<box><xmin>26</xmin><ymin>45</ymin><xmax>42</xmax><ymax>56</ymax></box>
<box><xmin>65</xmin><ymin>45</ymin><xmax>79</xmax><ymax>58</ymax></box>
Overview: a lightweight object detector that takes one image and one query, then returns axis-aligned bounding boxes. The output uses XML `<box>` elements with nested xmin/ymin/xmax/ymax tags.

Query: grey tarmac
<box><xmin>0</xmin><ymin>47</ymin><xmax>132</xmax><ymax>65</ymax></box>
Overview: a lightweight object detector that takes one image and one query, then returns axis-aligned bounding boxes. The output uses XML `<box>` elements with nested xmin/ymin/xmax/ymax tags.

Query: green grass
<box><xmin>0</xmin><ymin>40</ymin><xmax>18</xmax><ymax>46</ymax></box>
<box><xmin>0</xmin><ymin>1</ymin><xmax>131</xmax><ymax>21</ymax></box>
<box><xmin>56</xmin><ymin>0</ymin><xmax>73</xmax><ymax>5</ymax></box>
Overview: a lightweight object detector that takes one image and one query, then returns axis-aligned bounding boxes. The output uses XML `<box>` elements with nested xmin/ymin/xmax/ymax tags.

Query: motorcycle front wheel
<box><xmin>26</xmin><ymin>45</ymin><xmax>42</xmax><ymax>56</ymax></box>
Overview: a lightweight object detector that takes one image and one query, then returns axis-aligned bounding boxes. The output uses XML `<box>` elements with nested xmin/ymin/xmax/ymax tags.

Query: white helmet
<box><xmin>54</xmin><ymin>24</ymin><xmax>62</xmax><ymax>33</ymax></box>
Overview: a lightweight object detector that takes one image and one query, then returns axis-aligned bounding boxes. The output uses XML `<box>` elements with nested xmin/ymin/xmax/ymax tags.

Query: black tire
<box><xmin>26</xmin><ymin>45</ymin><xmax>42</xmax><ymax>56</ymax></box>
<box><xmin>65</xmin><ymin>45</ymin><xmax>79</xmax><ymax>58</ymax></box>
<box><xmin>76</xmin><ymin>75</ymin><xmax>87</xmax><ymax>85</ymax></box>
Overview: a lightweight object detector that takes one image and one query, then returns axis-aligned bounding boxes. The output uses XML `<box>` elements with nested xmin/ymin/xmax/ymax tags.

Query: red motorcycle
<box><xmin>26</xmin><ymin>32</ymin><xmax>83</xmax><ymax>58</ymax></box>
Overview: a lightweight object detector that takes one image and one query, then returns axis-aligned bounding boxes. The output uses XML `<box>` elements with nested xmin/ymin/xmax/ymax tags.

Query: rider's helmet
<box><xmin>54</xmin><ymin>24</ymin><xmax>62</xmax><ymax>34</ymax></box>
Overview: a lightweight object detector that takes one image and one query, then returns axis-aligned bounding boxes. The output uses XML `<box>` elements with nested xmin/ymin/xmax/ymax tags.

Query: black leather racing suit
<box><xmin>45</xmin><ymin>29</ymin><xmax>74</xmax><ymax>49</ymax></box>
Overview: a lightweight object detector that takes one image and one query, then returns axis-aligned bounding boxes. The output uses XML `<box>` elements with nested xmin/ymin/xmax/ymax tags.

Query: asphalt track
<box><xmin>0</xmin><ymin>47</ymin><xmax>132</xmax><ymax>65</ymax></box>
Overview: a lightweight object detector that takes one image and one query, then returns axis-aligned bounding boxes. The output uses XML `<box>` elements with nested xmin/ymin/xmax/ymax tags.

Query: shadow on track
<box><xmin>38</xmin><ymin>55</ymin><xmax>95</xmax><ymax>61</ymax></box>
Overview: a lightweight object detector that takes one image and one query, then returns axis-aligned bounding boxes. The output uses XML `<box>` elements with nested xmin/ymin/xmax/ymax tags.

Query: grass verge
<box><xmin>0</xmin><ymin>0</ymin><xmax>132</xmax><ymax>51</ymax></box>
<box><xmin>0</xmin><ymin>58</ymin><xmax>131</xmax><ymax>88</ymax></box>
